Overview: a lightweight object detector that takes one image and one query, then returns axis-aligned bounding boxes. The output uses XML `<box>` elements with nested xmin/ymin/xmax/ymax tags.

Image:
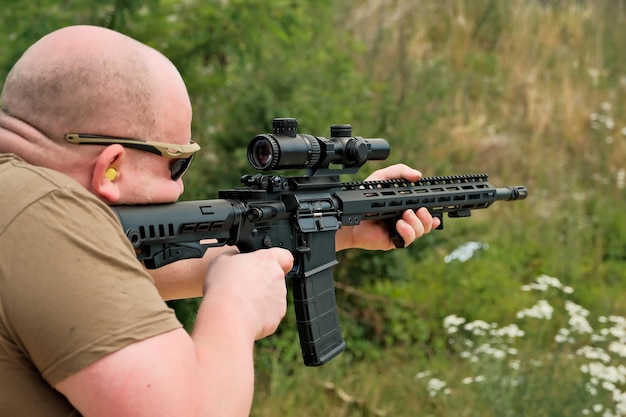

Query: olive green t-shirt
<box><xmin>0</xmin><ymin>154</ymin><xmax>182</xmax><ymax>416</ymax></box>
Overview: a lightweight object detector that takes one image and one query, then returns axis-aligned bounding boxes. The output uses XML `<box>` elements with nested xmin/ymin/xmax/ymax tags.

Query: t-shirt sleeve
<box><xmin>0</xmin><ymin>187</ymin><xmax>182</xmax><ymax>386</ymax></box>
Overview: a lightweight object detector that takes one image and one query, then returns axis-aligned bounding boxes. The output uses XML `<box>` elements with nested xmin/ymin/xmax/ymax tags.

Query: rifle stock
<box><xmin>112</xmin><ymin>118</ymin><xmax>528</xmax><ymax>366</ymax></box>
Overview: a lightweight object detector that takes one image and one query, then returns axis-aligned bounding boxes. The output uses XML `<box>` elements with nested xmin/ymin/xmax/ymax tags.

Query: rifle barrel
<box><xmin>496</xmin><ymin>186</ymin><xmax>528</xmax><ymax>201</ymax></box>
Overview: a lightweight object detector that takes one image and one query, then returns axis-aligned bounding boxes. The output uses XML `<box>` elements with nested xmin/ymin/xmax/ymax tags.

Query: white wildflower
<box><xmin>602</xmin><ymin>381</ymin><xmax>616</xmax><ymax>392</ymax></box>
<box><xmin>592</xmin><ymin>334</ymin><xmax>607</xmax><ymax>343</ymax></box>
<box><xmin>415</xmin><ymin>370</ymin><xmax>432</xmax><ymax>380</ymax></box>
<box><xmin>464</xmin><ymin>320</ymin><xmax>491</xmax><ymax>336</ymax></box>
<box><xmin>443</xmin><ymin>315</ymin><xmax>466</xmax><ymax>334</ymax></box>
<box><xmin>606</xmin><ymin>318</ymin><xmax>626</xmax><ymax>339</ymax></box>
<box><xmin>565</xmin><ymin>300</ymin><xmax>590</xmax><ymax>317</ymax></box>
<box><xmin>608</xmin><ymin>342</ymin><xmax>626</xmax><ymax>358</ymax></box>
<box><xmin>581</xmin><ymin>362</ymin><xmax>626</xmax><ymax>385</ymax></box>
<box><xmin>520</xmin><ymin>275</ymin><xmax>572</xmax><ymax>294</ymax></box>
<box><xmin>473</xmin><ymin>343</ymin><xmax>508</xmax><ymax>360</ymax></box>
<box><xmin>517</xmin><ymin>300</ymin><xmax>554</xmax><ymax>320</ymax></box>
<box><xmin>615</xmin><ymin>168</ymin><xmax>626</xmax><ymax>190</ymax></box>
<box><xmin>427</xmin><ymin>378</ymin><xmax>449</xmax><ymax>397</ymax></box>
<box><xmin>555</xmin><ymin>328</ymin><xmax>574</xmax><ymax>344</ymax></box>
<box><xmin>444</xmin><ymin>241</ymin><xmax>489</xmax><ymax>263</ymax></box>
<box><xmin>537</xmin><ymin>274</ymin><xmax>565</xmax><ymax>289</ymax></box>
<box><xmin>569</xmin><ymin>314</ymin><xmax>593</xmax><ymax>334</ymax></box>
<box><xmin>576</xmin><ymin>346</ymin><xmax>611</xmax><ymax>363</ymax></box>
<box><xmin>491</xmin><ymin>324</ymin><xmax>525</xmax><ymax>339</ymax></box>
<box><xmin>613</xmin><ymin>389</ymin><xmax>626</xmax><ymax>414</ymax></box>
<box><xmin>585</xmin><ymin>383</ymin><xmax>598</xmax><ymax>396</ymax></box>
<box><xmin>564</xmin><ymin>301</ymin><xmax>592</xmax><ymax>333</ymax></box>
<box><xmin>462</xmin><ymin>377</ymin><xmax>474</xmax><ymax>384</ymax></box>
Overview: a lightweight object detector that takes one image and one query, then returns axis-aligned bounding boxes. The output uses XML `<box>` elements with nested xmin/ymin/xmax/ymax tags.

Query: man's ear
<box><xmin>92</xmin><ymin>145</ymin><xmax>125</xmax><ymax>203</ymax></box>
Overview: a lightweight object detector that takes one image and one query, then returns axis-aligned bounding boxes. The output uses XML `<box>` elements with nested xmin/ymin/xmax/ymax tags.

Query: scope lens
<box><xmin>249</xmin><ymin>137</ymin><xmax>276</xmax><ymax>170</ymax></box>
<box><xmin>248</xmin><ymin>134</ymin><xmax>320</xmax><ymax>171</ymax></box>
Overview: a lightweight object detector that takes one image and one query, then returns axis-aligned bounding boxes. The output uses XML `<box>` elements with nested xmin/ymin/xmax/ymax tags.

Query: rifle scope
<box><xmin>247</xmin><ymin>118</ymin><xmax>390</xmax><ymax>172</ymax></box>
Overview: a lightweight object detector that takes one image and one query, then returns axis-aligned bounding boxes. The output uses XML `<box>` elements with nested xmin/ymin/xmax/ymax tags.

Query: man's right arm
<box><xmin>56</xmin><ymin>248</ymin><xmax>293</xmax><ymax>417</ymax></box>
<box><xmin>147</xmin><ymin>246</ymin><xmax>236</xmax><ymax>301</ymax></box>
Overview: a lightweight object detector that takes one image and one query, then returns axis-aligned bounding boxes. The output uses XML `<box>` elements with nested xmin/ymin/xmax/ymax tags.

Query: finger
<box><xmin>396</xmin><ymin>212</ymin><xmax>421</xmax><ymax>246</ymax></box>
<box><xmin>365</xmin><ymin>163</ymin><xmax>422</xmax><ymax>182</ymax></box>
<box><xmin>266</xmin><ymin>247</ymin><xmax>295</xmax><ymax>274</ymax></box>
<box><xmin>396</xmin><ymin>207</ymin><xmax>438</xmax><ymax>246</ymax></box>
<box><xmin>213</xmin><ymin>246</ymin><xmax>240</xmax><ymax>258</ymax></box>
<box><xmin>414</xmin><ymin>207</ymin><xmax>436</xmax><ymax>234</ymax></box>
<box><xmin>420</xmin><ymin>207</ymin><xmax>441</xmax><ymax>230</ymax></box>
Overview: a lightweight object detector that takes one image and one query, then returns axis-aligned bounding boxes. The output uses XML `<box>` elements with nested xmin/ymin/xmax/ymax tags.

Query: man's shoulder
<box><xmin>0</xmin><ymin>153</ymin><xmax>86</xmax><ymax>192</ymax></box>
<box><xmin>0</xmin><ymin>153</ymin><xmax>106</xmax><ymax>231</ymax></box>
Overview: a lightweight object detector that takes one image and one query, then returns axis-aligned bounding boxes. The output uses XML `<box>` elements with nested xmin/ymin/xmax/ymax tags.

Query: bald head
<box><xmin>1</xmin><ymin>25</ymin><xmax>191</xmax><ymax>142</ymax></box>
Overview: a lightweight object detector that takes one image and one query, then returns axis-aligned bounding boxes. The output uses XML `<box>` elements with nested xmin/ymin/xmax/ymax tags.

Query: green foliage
<box><xmin>0</xmin><ymin>0</ymin><xmax>159</xmax><ymax>79</ymax></box>
<box><xmin>166</xmin><ymin>297</ymin><xmax>200</xmax><ymax>332</ymax></box>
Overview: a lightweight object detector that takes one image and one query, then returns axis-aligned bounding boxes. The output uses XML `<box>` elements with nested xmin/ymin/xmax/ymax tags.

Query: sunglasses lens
<box><xmin>170</xmin><ymin>155</ymin><xmax>194</xmax><ymax>180</ymax></box>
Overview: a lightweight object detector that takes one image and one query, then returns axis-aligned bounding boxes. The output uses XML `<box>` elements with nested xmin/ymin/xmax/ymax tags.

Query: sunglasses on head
<box><xmin>64</xmin><ymin>133</ymin><xmax>201</xmax><ymax>180</ymax></box>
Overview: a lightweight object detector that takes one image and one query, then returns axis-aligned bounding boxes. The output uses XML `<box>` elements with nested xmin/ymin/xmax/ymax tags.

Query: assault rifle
<box><xmin>112</xmin><ymin>118</ymin><xmax>527</xmax><ymax>367</ymax></box>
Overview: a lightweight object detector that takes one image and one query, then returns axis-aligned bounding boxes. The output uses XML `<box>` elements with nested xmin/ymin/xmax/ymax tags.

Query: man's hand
<box><xmin>202</xmin><ymin>247</ymin><xmax>294</xmax><ymax>340</ymax></box>
<box><xmin>335</xmin><ymin>164</ymin><xmax>441</xmax><ymax>251</ymax></box>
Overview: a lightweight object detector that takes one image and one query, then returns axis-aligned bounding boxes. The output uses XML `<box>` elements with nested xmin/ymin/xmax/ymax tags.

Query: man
<box><xmin>0</xmin><ymin>25</ymin><xmax>439</xmax><ymax>416</ymax></box>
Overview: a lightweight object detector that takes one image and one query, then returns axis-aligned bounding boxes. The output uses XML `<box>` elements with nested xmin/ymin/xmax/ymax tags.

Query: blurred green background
<box><xmin>3</xmin><ymin>1</ymin><xmax>626</xmax><ymax>415</ymax></box>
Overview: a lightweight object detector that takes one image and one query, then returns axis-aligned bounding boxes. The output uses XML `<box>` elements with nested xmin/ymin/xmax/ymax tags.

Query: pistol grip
<box><xmin>292</xmin><ymin>268</ymin><xmax>346</xmax><ymax>366</ymax></box>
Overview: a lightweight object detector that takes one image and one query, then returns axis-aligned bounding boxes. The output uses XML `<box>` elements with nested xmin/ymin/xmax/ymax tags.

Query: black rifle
<box><xmin>112</xmin><ymin>118</ymin><xmax>527</xmax><ymax>367</ymax></box>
